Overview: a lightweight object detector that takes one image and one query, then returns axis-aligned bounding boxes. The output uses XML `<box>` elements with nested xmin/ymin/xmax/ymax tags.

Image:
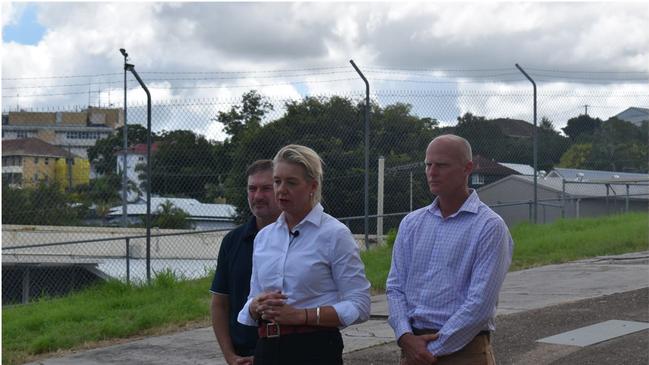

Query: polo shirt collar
<box><xmin>242</xmin><ymin>216</ymin><xmax>259</xmax><ymax>239</ymax></box>
<box><xmin>428</xmin><ymin>189</ymin><xmax>480</xmax><ymax>218</ymax></box>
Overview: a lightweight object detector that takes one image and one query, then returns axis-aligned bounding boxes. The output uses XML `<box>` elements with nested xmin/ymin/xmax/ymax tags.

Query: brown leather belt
<box><xmin>412</xmin><ymin>327</ymin><xmax>491</xmax><ymax>338</ymax></box>
<box><xmin>258</xmin><ymin>322</ymin><xmax>338</xmax><ymax>338</ymax></box>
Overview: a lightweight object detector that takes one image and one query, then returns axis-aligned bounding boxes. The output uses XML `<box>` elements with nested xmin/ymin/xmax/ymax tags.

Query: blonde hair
<box><xmin>273</xmin><ymin>144</ymin><xmax>323</xmax><ymax>205</ymax></box>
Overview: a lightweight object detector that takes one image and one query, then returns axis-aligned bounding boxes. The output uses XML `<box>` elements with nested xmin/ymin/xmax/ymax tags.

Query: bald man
<box><xmin>386</xmin><ymin>134</ymin><xmax>513</xmax><ymax>365</ymax></box>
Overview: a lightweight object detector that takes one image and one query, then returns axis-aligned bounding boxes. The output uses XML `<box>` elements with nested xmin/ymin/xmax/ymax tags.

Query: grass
<box><xmin>361</xmin><ymin>212</ymin><xmax>649</xmax><ymax>291</ymax></box>
<box><xmin>2</xmin><ymin>269</ymin><xmax>213</xmax><ymax>365</ymax></box>
<box><xmin>3</xmin><ymin>213</ymin><xmax>648</xmax><ymax>364</ymax></box>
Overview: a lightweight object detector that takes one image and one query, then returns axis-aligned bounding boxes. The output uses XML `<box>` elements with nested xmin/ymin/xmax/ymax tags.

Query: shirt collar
<box><xmin>277</xmin><ymin>203</ymin><xmax>324</xmax><ymax>230</ymax></box>
<box><xmin>428</xmin><ymin>189</ymin><xmax>480</xmax><ymax>218</ymax></box>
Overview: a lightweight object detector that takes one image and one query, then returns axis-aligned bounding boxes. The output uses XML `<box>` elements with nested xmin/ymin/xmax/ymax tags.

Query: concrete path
<box><xmin>25</xmin><ymin>251</ymin><xmax>649</xmax><ymax>365</ymax></box>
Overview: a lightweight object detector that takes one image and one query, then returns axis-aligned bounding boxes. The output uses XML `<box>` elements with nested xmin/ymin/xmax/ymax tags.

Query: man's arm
<box><xmin>212</xmin><ymin>294</ymin><xmax>252</xmax><ymax>365</ymax></box>
<box><xmin>211</xmin><ymin>294</ymin><xmax>236</xmax><ymax>363</ymax></box>
<box><xmin>386</xmin><ymin>217</ymin><xmax>413</xmax><ymax>340</ymax></box>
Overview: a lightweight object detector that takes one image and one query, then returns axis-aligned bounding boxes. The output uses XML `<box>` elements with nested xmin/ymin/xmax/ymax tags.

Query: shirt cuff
<box><xmin>237</xmin><ymin>298</ymin><xmax>257</xmax><ymax>327</ymax></box>
<box><xmin>332</xmin><ymin>301</ymin><xmax>360</xmax><ymax>327</ymax></box>
<box><xmin>393</xmin><ymin>319</ymin><xmax>413</xmax><ymax>342</ymax></box>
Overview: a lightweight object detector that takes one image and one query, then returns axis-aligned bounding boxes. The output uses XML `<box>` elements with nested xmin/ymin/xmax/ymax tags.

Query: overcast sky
<box><xmin>2</xmin><ymin>1</ymin><xmax>648</xmax><ymax>139</ymax></box>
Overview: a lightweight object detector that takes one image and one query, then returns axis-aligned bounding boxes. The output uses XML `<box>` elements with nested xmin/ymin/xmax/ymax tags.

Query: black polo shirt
<box><xmin>210</xmin><ymin>216</ymin><xmax>258</xmax><ymax>356</ymax></box>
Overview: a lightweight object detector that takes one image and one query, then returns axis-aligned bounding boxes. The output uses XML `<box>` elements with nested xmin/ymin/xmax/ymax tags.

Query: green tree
<box><xmin>588</xmin><ymin>118</ymin><xmax>648</xmax><ymax>172</ymax></box>
<box><xmin>2</xmin><ymin>182</ymin><xmax>87</xmax><ymax>226</ymax></box>
<box><xmin>561</xmin><ymin>114</ymin><xmax>602</xmax><ymax>142</ymax></box>
<box><xmin>558</xmin><ymin>143</ymin><xmax>593</xmax><ymax>168</ymax></box>
<box><xmin>222</xmin><ymin>95</ymin><xmax>438</xmax><ymax>225</ymax></box>
<box><xmin>152</xmin><ymin>200</ymin><xmax>192</xmax><ymax>229</ymax></box>
<box><xmin>139</xmin><ymin>130</ymin><xmax>220</xmax><ymax>201</ymax></box>
<box><xmin>87</xmin><ymin>124</ymin><xmax>150</xmax><ymax>175</ymax></box>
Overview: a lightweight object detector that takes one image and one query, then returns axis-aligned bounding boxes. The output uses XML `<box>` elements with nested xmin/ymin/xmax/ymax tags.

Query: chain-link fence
<box><xmin>3</xmin><ymin>82</ymin><xmax>648</xmax><ymax>304</ymax></box>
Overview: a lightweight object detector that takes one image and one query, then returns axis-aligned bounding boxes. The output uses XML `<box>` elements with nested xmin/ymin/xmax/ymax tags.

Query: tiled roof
<box><xmin>2</xmin><ymin>138</ymin><xmax>77</xmax><ymax>158</ymax></box>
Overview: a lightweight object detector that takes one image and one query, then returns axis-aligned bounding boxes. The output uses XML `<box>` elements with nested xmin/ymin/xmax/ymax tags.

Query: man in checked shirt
<box><xmin>386</xmin><ymin>134</ymin><xmax>513</xmax><ymax>365</ymax></box>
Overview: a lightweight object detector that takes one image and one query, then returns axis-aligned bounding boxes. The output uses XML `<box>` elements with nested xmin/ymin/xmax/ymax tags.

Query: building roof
<box><xmin>108</xmin><ymin>197</ymin><xmax>236</xmax><ymax>221</ymax></box>
<box><xmin>114</xmin><ymin>143</ymin><xmax>159</xmax><ymax>156</ymax></box>
<box><xmin>499</xmin><ymin>162</ymin><xmax>536</xmax><ymax>175</ymax></box>
<box><xmin>547</xmin><ymin>168</ymin><xmax>649</xmax><ymax>182</ymax></box>
<box><xmin>478</xmin><ymin>174</ymin><xmax>649</xmax><ymax>200</ymax></box>
<box><xmin>2</xmin><ymin>138</ymin><xmax>77</xmax><ymax>158</ymax></box>
<box><xmin>472</xmin><ymin>154</ymin><xmax>519</xmax><ymax>176</ymax></box>
<box><xmin>490</xmin><ymin>118</ymin><xmax>535</xmax><ymax>138</ymax></box>
<box><xmin>613</xmin><ymin>107</ymin><xmax>649</xmax><ymax>125</ymax></box>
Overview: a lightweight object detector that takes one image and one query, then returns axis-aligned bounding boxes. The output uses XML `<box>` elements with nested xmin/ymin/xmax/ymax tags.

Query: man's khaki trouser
<box><xmin>400</xmin><ymin>332</ymin><xmax>496</xmax><ymax>365</ymax></box>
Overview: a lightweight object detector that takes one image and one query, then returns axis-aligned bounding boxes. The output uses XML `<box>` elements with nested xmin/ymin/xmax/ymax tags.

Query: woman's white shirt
<box><xmin>238</xmin><ymin>203</ymin><xmax>371</xmax><ymax>328</ymax></box>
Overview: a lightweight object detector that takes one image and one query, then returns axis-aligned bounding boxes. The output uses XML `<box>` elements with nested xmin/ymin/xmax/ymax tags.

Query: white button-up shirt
<box><xmin>238</xmin><ymin>203</ymin><xmax>371</xmax><ymax>328</ymax></box>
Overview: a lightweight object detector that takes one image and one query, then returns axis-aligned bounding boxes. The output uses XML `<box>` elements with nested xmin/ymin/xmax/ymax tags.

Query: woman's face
<box><xmin>273</xmin><ymin>161</ymin><xmax>317</xmax><ymax>218</ymax></box>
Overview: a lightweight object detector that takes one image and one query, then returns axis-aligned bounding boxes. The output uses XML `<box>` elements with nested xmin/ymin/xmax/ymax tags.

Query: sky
<box><xmin>1</xmin><ymin>1</ymin><xmax>648</xmax><ymax>140</ymax></box>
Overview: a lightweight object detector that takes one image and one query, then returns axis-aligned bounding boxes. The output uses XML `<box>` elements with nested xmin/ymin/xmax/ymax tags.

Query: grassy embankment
<box><xmin>3</xmin><ymin>212</ymin><xmax>648</xmax><ymax>365</ymax></box>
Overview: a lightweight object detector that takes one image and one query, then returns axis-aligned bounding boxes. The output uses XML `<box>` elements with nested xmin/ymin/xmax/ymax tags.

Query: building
<box><xmin>2</xmin><ymin>138</ymin><xmax>90</xmax><ymax>189</ymax></box>
<box><xmin>612</xmin><ymin>107</ymin><xmax>649</xmax><ymax>126</ymax></box>
<box><xmin>546</xmin><ymin>167</ymin><xmax>648</xmax><ymax>182</ymax></box>
<box><xmin>108</xmin><ymin>197</ymin><xmax>237</xmax><ymax>230</ymax></box>
<box><xmin>2</xmin><ymin>107</ymin><xmax>123</xmax><ymax>159</ymax></box>
<box><xmin>469</xmin><ymin>154</ymin><xmax>520</xmax><ymax>188</ymax></box>
<box><xmin>115</xmin><ymin>143</ymin><xmax>159</xmax><ymax>202</ymax></box>
<box><xmin>477</xmin><ymin>169</ymin><xmax>649</xmax><ymax>227</ymax></box>
<box><xmin>499</xmin><ymin>162</ymin><xmax>536</xmax><ymax>176</ymax></box>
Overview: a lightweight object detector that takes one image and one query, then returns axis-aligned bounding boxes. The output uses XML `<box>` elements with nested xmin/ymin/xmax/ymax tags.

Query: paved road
<box><xmin>344</xmin><ymin>288</ymin><xmax>649</xmax><ymax>364</ymax></box>
<box><xmin>25</xmin><ymin>251</ymin><xmax>649</xmax><ymax>365</ymax></box>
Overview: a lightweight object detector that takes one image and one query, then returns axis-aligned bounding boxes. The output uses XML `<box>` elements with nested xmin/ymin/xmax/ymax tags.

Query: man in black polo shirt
<box><xmin>210</xmin><ymin>160</ymin><xmax>281</xmax><ymax>365</ymax></box>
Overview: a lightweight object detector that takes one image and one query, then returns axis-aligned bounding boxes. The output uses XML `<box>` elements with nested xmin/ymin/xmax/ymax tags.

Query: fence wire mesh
<box><xmin>3</xmin><ymin>83</ymin><xmax>648</xmax><ymax>304</ymax></box>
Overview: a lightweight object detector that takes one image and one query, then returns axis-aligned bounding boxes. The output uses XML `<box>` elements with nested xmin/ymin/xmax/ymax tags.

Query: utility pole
<box><xmin>584</xmin><ymin>104</ymin><xmax>589</xmax><ymax>116</ymax></box>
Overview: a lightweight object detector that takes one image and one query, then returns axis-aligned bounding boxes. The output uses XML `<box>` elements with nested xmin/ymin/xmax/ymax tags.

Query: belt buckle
<box><xmin>266</xmin><ymin>323</ymin><xmax>280</xmax><ymax>338</ymax></box>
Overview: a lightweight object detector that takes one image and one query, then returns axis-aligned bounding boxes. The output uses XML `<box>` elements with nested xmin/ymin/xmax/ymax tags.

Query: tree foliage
<box><xmin>87</xmin><ymin>124</ymin><xmax>150</xmax><ymax>175</ymax></box>
<box><xmin>152</xmin><ymin>200</ymin><xmax>192</xmax><ymax>229</ymax></box>
<box><xmin>561</xmin><ymin>114</ymin><xmax>603</xmax><ymax>142</ymax></box>
<box><xmin>2</xmin><ymin>182</ymin><xmax>88</xmax><ymax>226</ymax></box>
<box><xmin>559</xmin><ymin>118</ymin><xmax>648</xmax><ymax>172</ymax></box>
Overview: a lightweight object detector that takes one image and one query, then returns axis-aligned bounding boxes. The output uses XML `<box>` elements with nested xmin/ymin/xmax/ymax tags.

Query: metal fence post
<box><xmin>606</xmin><ymin>184</ymin><xmax>610</xmax><ymax>214</ymax></box>
<box><xmin>119</xmin><ymin>48</ymin><xmax>129</xmax><ymax>228</ymax></box>
<box><xmin>126</xmin><ymin>238</ymin><xmax>131</xmax><ymax>285</ymax></box>
<box><xmin>515</xmin><ymin>64</ymin><xmax>538</xmax><ymax>224</ymax></box>
<box><xmin>22</xmin><ymin>267</ymin><xmax>31</xmax><ymax>304</ymax></box>
<box><xmin>625</xmin><ymin>184</ymin><xmax>630</xmax><ymax>213</ymax></box>
<box><xmin>349</xmin><ymin>60</ymin><xmax>370</xmax><ymax>250</ymax></box>
<box><xmin>561</xmin><ymin>179</ymin><xmax>566</xmax><ymax>218</ymax></box>
<box><xmin>125</xmin><ymin>61</ymin><xmax>152</xmax><ymax>284</ymax></box>
<box><xmin>377</xmin><ymin>156</ymin><xmax>384</xmax><ymax>245</ymax></box>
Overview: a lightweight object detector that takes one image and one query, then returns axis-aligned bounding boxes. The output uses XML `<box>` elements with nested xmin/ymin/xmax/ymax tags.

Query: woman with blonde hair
<box><xmin>238</xmin><ymin>144</ymin><xmax>371</xmax><ymax>365</ymax></box>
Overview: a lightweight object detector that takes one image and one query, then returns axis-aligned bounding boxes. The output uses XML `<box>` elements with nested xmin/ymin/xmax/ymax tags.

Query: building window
<box><xmin>471</xmin><ymin>174</ymin><xmax>485</xmax><ymax>185</ymax></box>
<box><xmin>45</xmin><ymin>158</ymin><xmax>49</xmax><ymax>165</ymax></box>
<box><xmin>34</xmin><ymin>157</ymin><xmax>39</xmax><ymax>164</ymax></box>
<box><xmin>17</xmin><ymin>130</ymin><xmax>29</xmax><ymax>138</ymax></box>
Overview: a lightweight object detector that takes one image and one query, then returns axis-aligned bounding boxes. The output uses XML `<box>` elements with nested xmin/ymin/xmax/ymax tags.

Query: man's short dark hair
<box><xmin>246</xmin><ymin>159</ymin><xmax>273</xmax><ymax>177</ymax></box>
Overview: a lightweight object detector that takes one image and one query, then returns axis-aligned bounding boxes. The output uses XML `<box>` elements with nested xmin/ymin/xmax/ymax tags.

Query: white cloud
<box><xmin>1</xmin><ymin>1</ymin><xmax>647</xmax><ymax>125</ymax></box>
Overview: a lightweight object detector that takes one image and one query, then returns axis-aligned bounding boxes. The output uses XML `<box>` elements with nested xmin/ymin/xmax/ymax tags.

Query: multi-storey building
<box><xmin>2</xmin><ymin>107</ymin><xmax>123</xmax><ymax>159</ymax></box>
<box><xmin>2</xmin><ymin>138</ymin><xmax>90</xmax><ymax>189</ymax></box>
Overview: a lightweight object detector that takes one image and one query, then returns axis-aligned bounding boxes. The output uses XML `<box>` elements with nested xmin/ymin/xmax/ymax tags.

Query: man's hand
<box><xmin>225</xmin><ymin>354</ymin><xmax>253</xmax><ymax>365</ymax></box>
<box><xmin>234</xmin><ymin>355</ymin><xmax>253</xmax><ymax>365</ymax></box>
<box><xmin>398</xmin><ymin>332</ymin><xmax>439</xmax><ymax>365</ymax></box>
